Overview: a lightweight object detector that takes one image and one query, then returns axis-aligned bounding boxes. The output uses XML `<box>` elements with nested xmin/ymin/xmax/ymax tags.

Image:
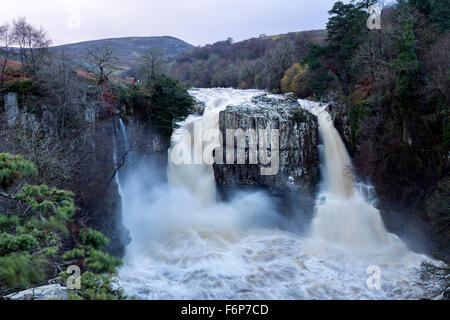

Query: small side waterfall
<box><xmin>119</xmin><ymin>118</ymin><xmax>129</xmax><ymax>151</ymax></box>
<box><xmin>299</xmin><ymin>101</ymin><xmax>405</xmax><ymax>251</ymax></box>
<box><xmin>113</xmin><ymin>118</ymin><xmax>129</xmax><ymax>190</ymax></box>
<box><xmin>315</xmin><ymin>109</ymin><xmax>354</xmax><ymax>199</ymax></box>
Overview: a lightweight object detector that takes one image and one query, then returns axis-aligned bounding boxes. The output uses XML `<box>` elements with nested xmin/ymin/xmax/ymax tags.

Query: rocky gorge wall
<box><xmin>1</xmin><ymin>92</ymin><xmax>129</xmax><ymax>257</ymax></box>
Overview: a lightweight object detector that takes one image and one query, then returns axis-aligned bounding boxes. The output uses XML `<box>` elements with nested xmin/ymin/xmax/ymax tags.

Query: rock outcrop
<box><xmin>5</xmin><ymin>284</ymin><xmax>68</xmax><ymax>300</ymax></box>
<box><xmin>322</xmin><ymin>94</ymin><xmax>352</xmax><ymax>152</ymax></box>
<box><xmin>213</xmin><ymin>94</ymin><xmax>320</xmax><ymax>213</ymax></box>
<box><xmin>121</xmin><ymin>118</ymin><xmax>171</xmax><ymax>169</ymax></box>
<box><xmin>1</xmin><ymin>92</ymin><xmax>130</xmax><ymax>257</ymax></box>
<box><xmin>4</xmin><ymin>92</ymin><xmax>20</xmax><ymax>126</ymax></box>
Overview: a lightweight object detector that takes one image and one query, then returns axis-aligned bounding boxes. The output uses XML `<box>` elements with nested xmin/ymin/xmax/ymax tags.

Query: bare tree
<box><xmin>241</xmin><ymin>60</ymin><xmax>258</xmax><ymax>88</ymax></box>
<box><xmin>84</xmin><ymin>46</ymin><xmax>118</xmax><ymax>86</ymax></box>
<box><xmin>263</xmin><ymin>40</ymin><xmax>293</xmax><ymax>92</ymax></box>
<box><xmin>0</xmin><ymin>23</ymin><xmax>13</xmax><ymax>87</ymax></box>
<box><xmin>0</xmin><ymin>120</ymin><xmax>83</xmax><ymax>187</ymax></box>
<box><xmin>36</xmin><ymin>52</ymin><xmax>87</xmax><ymax>139</ymax></box>
<box><xmin>139</xmin><ymin>47</ymin><xmax>163</xmax><ymax>85</ymax></box>
<box><xmin>12</xmin><ymin>17</ymin><xmax>51</xmax><ymax>76</ymax></box>
<box><xmin>424</xmin><ymin>33</ymin><xmax>450</xmax><ymax>102</ymax></box>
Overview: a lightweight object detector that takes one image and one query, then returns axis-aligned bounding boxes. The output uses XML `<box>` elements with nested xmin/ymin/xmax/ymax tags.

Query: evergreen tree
<box><xmin>303</xmin><ymin>0</ymin><xmax>376</xmax><ymax>96</ymax></box>
<box><xmin>391</xmin><ymin>10</ymin><xmax>421</xmax><ymax>113</ymax></box>
<box><xmin>149</xmin><ymin>75</ymin><xmax>194</xmax><ymax>136</ymax></box>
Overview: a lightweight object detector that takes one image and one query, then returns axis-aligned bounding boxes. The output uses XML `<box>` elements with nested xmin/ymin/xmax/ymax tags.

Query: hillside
<box><xmin>165</xmin><ymin>29</ymin><xmax>327</xmax><ymax>90</ymax></box>
<box><xmin>50</xmin><ymin>36</ymin><xmax>194</xmax><ymax>75</ymax></box>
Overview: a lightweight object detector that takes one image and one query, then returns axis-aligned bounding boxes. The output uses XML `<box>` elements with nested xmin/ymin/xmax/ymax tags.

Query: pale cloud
<box><xmin>0</xmin><ymin>0</ymin><xmax>339</xmax><ymax>46</ymax></box>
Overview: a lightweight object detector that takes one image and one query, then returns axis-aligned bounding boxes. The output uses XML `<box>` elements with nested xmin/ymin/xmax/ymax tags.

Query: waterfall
<box><xmin>167</xmin><ymin>88</ymin><xmax>261</xmax><ymax>204</ymax></box>
<box><xmin>119</xmin><ymin>118</ymin><xmax>129</xmax><ymax>151</ymax></box>
<box><xmin>113</xmin><ymin>118</ymin><xmax>128</xmax><ymax>188</ymax></box>
<box><xmin>314</xmin><ymin>108</ymin><xmax>354</xmax><ymax>199</ymax></box>
<box><xmin>116</xmin><ymin>89</ymin><xmax>438</xmax><ymax>300</ymax></box>
<box><xmin>299</xmin><ymin>101</ymin><xmax>406</xmax><ymax>251</ymax></box>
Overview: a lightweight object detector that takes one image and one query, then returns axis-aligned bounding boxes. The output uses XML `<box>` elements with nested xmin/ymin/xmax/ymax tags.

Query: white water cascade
<box><xmin>167</xmin><ymin>88</ymin><xmax>263</xmax><ymax>204</ymax></box>
<box><xmin>117</xmin><ymin>88</ymin><xmax>440</xmax><ymax>299</ymax></box>
<box><xmin>300</xmin><ymin>101</ymin><xmax>407</xmax><ymax>252</ymax></box>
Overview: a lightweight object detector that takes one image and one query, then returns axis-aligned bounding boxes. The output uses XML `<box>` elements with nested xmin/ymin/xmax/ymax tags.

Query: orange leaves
<box><xmin>352</xmin><ymin>77</ymin><xmax>373</xmax><ymax>104</ymax></box>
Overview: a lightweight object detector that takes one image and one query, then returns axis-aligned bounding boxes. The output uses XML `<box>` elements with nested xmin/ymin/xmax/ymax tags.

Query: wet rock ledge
<box><xmin>213</xmin><ymin>93</ymin><xmax>320</xmax><ymax>212</ymax></box>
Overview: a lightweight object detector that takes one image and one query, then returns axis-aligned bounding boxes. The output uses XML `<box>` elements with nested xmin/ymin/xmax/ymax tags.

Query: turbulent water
<box><xmin>117</xmin><ymin>88</ymin><xmax>440</xmax><ymax>299</ymax></box>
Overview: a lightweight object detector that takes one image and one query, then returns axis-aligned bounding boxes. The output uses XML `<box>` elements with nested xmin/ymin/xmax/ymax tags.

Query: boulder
<box><xmin>5</xmin><ymin>284</ymin><xmax>68</xmax><ymax>300</ymax></box>
<box><xmin>213</xmin><ymin>94</ymin><xmax>320</xmax><ymax>194</ymax></box>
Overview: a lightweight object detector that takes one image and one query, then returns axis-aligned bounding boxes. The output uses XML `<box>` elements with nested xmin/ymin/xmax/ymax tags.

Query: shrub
<box><xmin>148</xmin><ymin>74</ymin><xmax>194</xmax><ymax>136</ymax></box>
<box><xmin>0</xmin><ymin>154</ymin><xmax>78</xmax><ymax>295</ymax></box>
<box><xmin>443</xmin><ymin>118</ymin><xmax>450</xmax><ymax>150</ymax></box>
<box><xmin>16</xmin><ymin>184</ymin><xmax>75</xmax><ymax>220</ymax></box>
<box><xmin>0</xmin><ymin>80</ymin><xmax>41</xmax><ymax>108</ymax></box>
<box><xmin>289</xmin><ymin>107</ymin><xmax>311</xmax><ymax>123</ymax></box>
<box><xmin>0</xmin><ymin>232</ymin><xmax>40</xmax><ymax>254</ymax></box>
<box><xmin>281</xmin><ymin>63</ymin><xmax>312</xmax><ymax>98</ymax></box>
<box><xmin>0</xmin><ymin>252</ymin><xmax>49</xmax><ymax>289</ymax></box>
<box><xmin>116</xmin><ymin>74</ymin><xmax>193</xmax><ymax>136</ymax></box>
<box><xmin>0</xmin><ymin>80</ymin><xmax>40</xmax><ymax>96</ymax></box>
<box><xmin>0</xmin><ymin>214</ymin><xmax>19</xmax><ymax>231</ymax></box>
<box><xmin>0</xmin><ymin>153</ymin><xmax>37</xmax><ymax>190</ymax></box>
<box><xmin>64</xmin><ymin>272</ymin><xmax>127</xmax><ymax>300</ymax></box>
<box><xmin>63</xmin><ymin>228</ymin><xmax>122</xmax><ymax>274</ymax></box>
<box><xmin>80</xmin><ymin>228</ymin><xmax>109</xmax><ymax>250</ymax></box>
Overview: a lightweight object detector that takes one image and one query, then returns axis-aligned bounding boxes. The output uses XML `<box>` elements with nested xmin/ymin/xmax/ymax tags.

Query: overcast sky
<box><xmin>0</xmin><ymin>0</ymin><xmax>340</xmax><ymax>46</ymax></box>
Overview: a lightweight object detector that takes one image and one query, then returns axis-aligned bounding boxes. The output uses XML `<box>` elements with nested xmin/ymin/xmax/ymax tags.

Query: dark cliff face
<box><xmin>126</xmin><ymin>119</ymin><xmax>171</xmax><ymax>167</ymax></box>
<box><xmin>79</xmin><ymin>116</ymin><xmax>130</xmax><ymax>257</ymax></box>
<box><xmin>322</xmin><ymin>95</ymin><xmax>447</xmax><ymax>259</ymax></box>
<box><xmin>213</xmin><ymin>94</ymin><xmax>320</xmax><ymax>215</ymax></box>
<box><xmin>2</xmin><ymin>92</ymin><xmax>130</xmax><ymax>257</ymax></box>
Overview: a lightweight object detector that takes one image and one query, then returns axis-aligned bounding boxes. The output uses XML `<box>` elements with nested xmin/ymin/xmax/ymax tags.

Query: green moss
<box><xmin>289</xmin><ymin>107</ymin><xmax>310</xmax><ymax>123</ymax></box>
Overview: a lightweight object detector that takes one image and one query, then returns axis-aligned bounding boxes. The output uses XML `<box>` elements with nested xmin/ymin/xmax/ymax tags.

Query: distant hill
<box><xmin>50</xmin><ymin>36</ymin><xmax>194</xmax><ymax>76</ymax></box>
